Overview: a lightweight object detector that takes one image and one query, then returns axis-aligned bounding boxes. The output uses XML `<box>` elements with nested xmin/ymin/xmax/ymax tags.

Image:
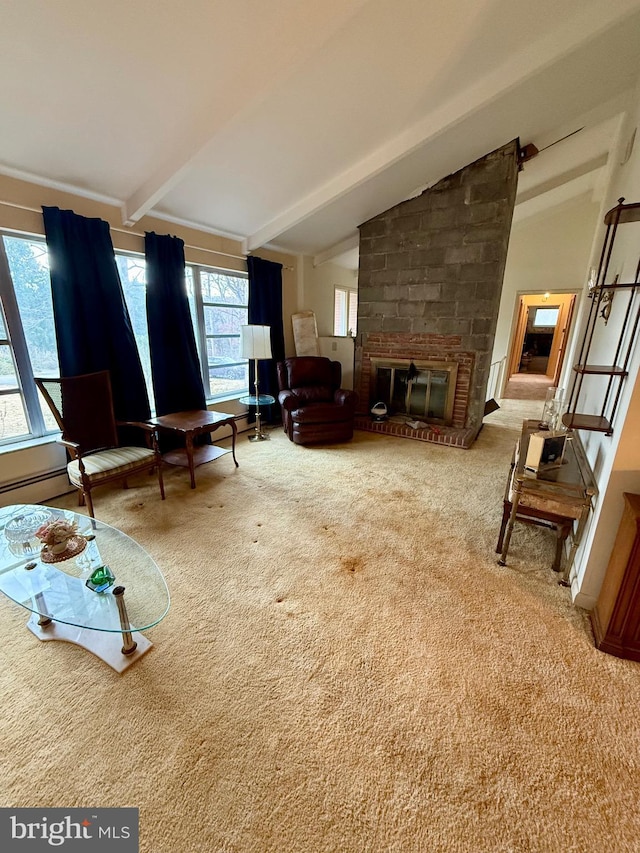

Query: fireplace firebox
<box><xmin>370</xmin><ymin>358</ymin><xmax>458</xmax><ymax>425</ymax></box>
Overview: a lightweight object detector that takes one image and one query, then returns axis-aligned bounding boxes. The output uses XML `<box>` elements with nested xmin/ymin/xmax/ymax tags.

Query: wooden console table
<box><xmin>148</xmin><ymin>410</ymin><xmax>239</xmax><ymax>489</ymax></box>
<box><xmin>496</xmin><ymin>420</ymin><xmax>597</xmax><ymax>583</ymax></box>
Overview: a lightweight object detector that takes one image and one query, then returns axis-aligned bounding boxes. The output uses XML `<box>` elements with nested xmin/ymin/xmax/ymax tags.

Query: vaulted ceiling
<box><xmin>2</xmin><ymin>0</ymin><xmax>640</xmax><ymax>268</ymax></box>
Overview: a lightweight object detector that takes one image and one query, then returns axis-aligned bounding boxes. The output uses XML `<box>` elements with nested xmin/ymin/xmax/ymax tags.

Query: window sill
<box><xmin>206</xmin><ymin>391</ymin><xmax>250</xmax><ymax>407</ymax></box>
<box><xmin>0</xmin><ymin>433</ymin><xmax>61</xmax><ymax>455</ymax></box>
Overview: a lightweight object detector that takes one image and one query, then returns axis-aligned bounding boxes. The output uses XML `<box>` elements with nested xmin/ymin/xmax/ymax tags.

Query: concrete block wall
<box><xmin>356</xmin><ymin>140</ymin><xmax>519</xmax><ymax>436</ymax></box>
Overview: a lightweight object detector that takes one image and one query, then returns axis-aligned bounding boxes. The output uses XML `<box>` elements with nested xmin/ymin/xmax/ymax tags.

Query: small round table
<box><xmin>239</xmin><ymin>394</ymin><xmax>276</xmax><ymax>441</ymax></box>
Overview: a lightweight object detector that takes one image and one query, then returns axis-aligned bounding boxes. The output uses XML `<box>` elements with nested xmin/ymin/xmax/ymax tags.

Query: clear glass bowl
<box><xmin>4</xmin><ymin>508</ymin><xmax>54</xmax><ymax>555</ymax></box>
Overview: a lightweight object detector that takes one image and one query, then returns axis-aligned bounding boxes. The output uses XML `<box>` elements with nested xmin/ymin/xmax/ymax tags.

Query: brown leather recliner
<box><xmin>277</xmin><ymin>357</ymin><xmax>358</xmax><ymax>445</ymax></box>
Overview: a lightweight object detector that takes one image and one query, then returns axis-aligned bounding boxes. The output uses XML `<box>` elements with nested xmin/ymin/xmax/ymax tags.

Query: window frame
<box><xmin>189</xmin><ymin>263</ymin><xmax>249</xmax><ymax>402</ymax></box>
<box><xmin>0</xmin><ymin>234</ymin><xmax>49</xmax><ymax>445</ymax></box>
<box><xmin>334</xmin><ymin>286</ymin><xmax>358</xmax><ymax>337</ymax></box>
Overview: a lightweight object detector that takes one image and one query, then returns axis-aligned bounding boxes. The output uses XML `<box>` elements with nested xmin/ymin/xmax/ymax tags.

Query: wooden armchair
<box><xmin>35</xmin><ymin>371</ymin><xmax>165</xmax><ymax>518</ymax></box>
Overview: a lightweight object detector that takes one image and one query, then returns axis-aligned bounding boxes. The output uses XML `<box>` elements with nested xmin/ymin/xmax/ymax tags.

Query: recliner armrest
<box><xmin>278</xmin><ymin>390</ymin><xmax>298</xmax><ymax>411</ymax></box>
<box><xmin>334</xmin><ymin>389</ymin><xmax>357</xmax><ymax>407</ymax></box>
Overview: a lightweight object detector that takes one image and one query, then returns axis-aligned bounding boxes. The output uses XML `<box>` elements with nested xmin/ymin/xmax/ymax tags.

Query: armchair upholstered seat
<box><xmin>276</xmin><ymin>356</ymin><xmax>357</xmax><ymax>445</ymax></box>
<box><xmin>36</xmin><ymin>371</ymin><xmax>165</xmax><ymax>518</ymax></box>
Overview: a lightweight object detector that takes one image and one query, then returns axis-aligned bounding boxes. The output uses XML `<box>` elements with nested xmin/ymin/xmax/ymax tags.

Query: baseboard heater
<box><xmin>0</xmin><ymin>467</ymin><xmax>68</xmax><ymax>496</ymax></box>
<box><xmin>2</xmin><ymin>412</ymin><xmax>256</xmax><ymax>497</ymax></box>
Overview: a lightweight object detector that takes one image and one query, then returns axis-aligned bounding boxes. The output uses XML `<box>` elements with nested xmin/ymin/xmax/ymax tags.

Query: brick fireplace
<box><xmin>354</xmin><ymin>140</ymin><xmax>519</xmax><ymax>448</ymax></box>
<box><xmin>355</xmin><ymin>332</ymin><xmax>476</xmax><ymax>447</ymax></box>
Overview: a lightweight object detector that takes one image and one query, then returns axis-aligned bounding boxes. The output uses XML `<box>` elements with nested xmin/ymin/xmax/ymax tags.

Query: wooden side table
<box><xmin>148</xmin><ymin>410</ymin><xmax>238</xmax><ymax>489</ymax></box>
<box><xmin>497</xmin><ymin>420</ymin><xmax>596</xmax><ymax>584</ymax></box>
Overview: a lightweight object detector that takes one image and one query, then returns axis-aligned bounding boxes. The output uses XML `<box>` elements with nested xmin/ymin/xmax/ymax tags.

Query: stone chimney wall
<box><xmin>355</xmin><ymin>140</ymin><xmax>519</xmax><ymax>438</ymax></box>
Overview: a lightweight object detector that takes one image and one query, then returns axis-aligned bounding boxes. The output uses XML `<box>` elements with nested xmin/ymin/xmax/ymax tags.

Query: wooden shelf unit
<box><xmin>563</xmin><ymin>198</ymin><xmax>640</xmax><ymax>436</ymax></box>
<box><xmin>562</xmin><ymin>413</ymin><xmax>613</xmax><ymax>433</ymax></box>
<box><xmin>572</xmin><ymin>364</ymin><xmax>627</xmax><ymax>376</ymax></box>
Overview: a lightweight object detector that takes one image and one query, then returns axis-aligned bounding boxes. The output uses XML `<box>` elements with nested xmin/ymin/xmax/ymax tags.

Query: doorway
<box><xmin>503</xmin><ymin>292</ymin><xmax>576</xmax><ymax>400</ymax></box>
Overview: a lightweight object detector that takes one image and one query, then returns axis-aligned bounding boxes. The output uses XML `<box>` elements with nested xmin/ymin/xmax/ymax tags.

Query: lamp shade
<box><xmin>241</xmin><ymin>325</ymin><xmax>272</xmax><ymax>360</ymax></box>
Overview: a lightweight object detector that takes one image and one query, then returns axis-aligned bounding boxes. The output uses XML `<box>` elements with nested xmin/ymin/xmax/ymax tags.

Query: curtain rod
<box><xmin>0</xmin><ymin>199</ymin><xmax>293</xmax><ymax>272</ymax></box>
<box><xmin>0</xmin><ymin>199</ymin><xmax>294</xmax><ymax>269</ymax></box>
<box><xmin>0</xmin><ymin>198</ymin><xmax>245</xmax><ymax>260</ymax></box>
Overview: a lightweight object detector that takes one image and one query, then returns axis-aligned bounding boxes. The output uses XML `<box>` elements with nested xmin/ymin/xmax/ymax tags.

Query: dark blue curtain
<box><xmin>42</xmin><ymin>206</ymin><xmax>150</xmax><ymax>426</ymax></box>
<box><xmin>144</xmin><ymin>231</ymin><xmax>206</xmax><ymax>416</ymax></box>
<box><xmin>247</xmin><ymin>255</ymin><xmax>285</xmax><ymax>422</ymax></box>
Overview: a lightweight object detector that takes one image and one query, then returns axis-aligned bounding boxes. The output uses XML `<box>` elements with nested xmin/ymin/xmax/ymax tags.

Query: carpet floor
<box><xmin>1</xmin><ymin>399</ymin><xmax>639</xmax><ymax>853</ymax></box>
<box><xmin>503</xmin><ymin>373</ymin><xmax>554</xmax><ymax>402</ymax></box>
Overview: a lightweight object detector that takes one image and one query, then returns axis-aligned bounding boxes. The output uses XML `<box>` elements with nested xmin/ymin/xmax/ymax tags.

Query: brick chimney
<box><xmin>355</xmin><ymin>140</ymin><xmax>519</xmax><ymax>447</ymax></box>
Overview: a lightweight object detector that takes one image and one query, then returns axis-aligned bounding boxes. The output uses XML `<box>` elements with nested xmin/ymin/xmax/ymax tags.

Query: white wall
<box><xmin>492</xmin><ymin>196</ymin><xmax>600</xmax><ymax>379</ymax></box>
<box><xmin>318</xmin><ymin>337</ymin><xmax>355</xmax><ymax>389</ymax></box>
<box><xmin>288</xmin><ymin>257</ymin><xmax>358</xmax><ymax>387</ymax></box>
<box><xmin>571</xmin><ymin>82</ymin><xmax>640</xmax><ymax>607</ymax></box>
<box><xmin>299</xmin><ymin>257</ymin><xmax>358</xmax><ymax>337</ymax></box>
<box><xmin>575</xmin><ymin>367</ymin><xmax>640</xmax><ymax>607</ymax></box>
<box><xmin>489</xmin><ymin>83</ymin><xmax>640</xmax><ymax>609</ymax></box>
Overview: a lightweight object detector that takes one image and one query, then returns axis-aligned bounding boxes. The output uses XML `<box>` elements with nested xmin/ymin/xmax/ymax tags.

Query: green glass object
<box><xmin>85</xmin><ymin>565</ymin><xmax>115</xmax><ymax>593</ymax></box>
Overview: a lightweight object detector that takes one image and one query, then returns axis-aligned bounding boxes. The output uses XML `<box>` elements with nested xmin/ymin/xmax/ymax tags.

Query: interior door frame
<box><xmin>508</xmin><ymin>297</ymin><xmax>529</xmax><ymax>378</ymax></box>
<box><xmin>549</xmin><ymin>294</ymin><xmax>576</xmax><ymax>385</ymax></box>
<box><xmin>506</xmin><ymin>291</ymin><xmax>579</xmax><ymax>387</ymax></box>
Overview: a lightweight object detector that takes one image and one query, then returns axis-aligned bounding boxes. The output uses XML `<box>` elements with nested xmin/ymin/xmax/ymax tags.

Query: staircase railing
<box><xmin>487</xmin><ymin>356</ymin><xmax>507</xmax><ymax>402</ymax></box>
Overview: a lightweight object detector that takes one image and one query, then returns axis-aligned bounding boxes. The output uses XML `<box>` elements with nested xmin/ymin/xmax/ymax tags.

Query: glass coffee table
<box><xmin>0</xmin><ymin>505</ymin><xmax>170</xmax><ymax>672</ymax></box>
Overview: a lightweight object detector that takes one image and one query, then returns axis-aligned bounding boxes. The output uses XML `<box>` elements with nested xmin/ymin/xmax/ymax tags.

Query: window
<box><xmin>0</xmin><ymin>297</ymin><xmax>30</xmax><ymax>442</ymax></box>
<box><xmin>0</xmin><ymin>231</ymin><xmax>250</xmax><ymax>448</ymax></box>
<box><xmin>533</xmin><ymin>307</ymin><xmax>560</xmax><ymax>327</ymax></box>
<box><xmin>116</xmin><ymin>258</ymin><xmax>249</xmax><ymax>401</ymax></box>
<box><xmin>334</xmin><ymin>287</ymin><xmax>358</xmax><ymax>337</ymax></box>
<box><xmin>0</xmin><ymin>235</ymin><xmax>57</xmax><ymax>443</ymax></box>
<box><xmin>191</xmin><ymin>266</ymin><xmax>248</xmax><ymax>398</ymax></box>
<box><xmin>117</xmin><ymin>253</ymin><xmax>154</xmax><ymax>404</ymax></box>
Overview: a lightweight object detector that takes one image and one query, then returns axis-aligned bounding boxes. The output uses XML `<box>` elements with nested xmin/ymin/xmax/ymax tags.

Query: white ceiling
<box><xmin>2</xmin><ymin>0</ymin><xmax>640</xmax><ymax>268</ymax></box>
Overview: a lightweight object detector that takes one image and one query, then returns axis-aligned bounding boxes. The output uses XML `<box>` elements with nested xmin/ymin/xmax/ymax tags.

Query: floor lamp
<box><xmin>241</xmin><ymin>324</ymin><xmax>273</xmax><ymax>442</ymax></box>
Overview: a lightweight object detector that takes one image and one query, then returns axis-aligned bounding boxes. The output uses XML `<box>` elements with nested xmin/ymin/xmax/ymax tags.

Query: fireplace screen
<box><xmin>370</xmin><ymin>358</ymin><xmax>458</xmax><ymax>425</ymax></box>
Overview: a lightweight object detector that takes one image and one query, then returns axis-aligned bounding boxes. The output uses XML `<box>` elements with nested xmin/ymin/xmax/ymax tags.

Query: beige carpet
<box><xmin>2</xmin><ymin>400</ymin><xmax>640</xmax><ymax>853</ymax></box>
<box><xmin>503</xmin><ymin>373</ymin><xmax>554</xmax><ymax>401</ymax></box>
